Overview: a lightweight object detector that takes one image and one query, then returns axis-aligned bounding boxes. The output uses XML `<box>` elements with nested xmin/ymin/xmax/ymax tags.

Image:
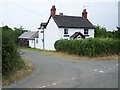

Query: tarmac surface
<box><xmin>3</xmin><ymin>49</ymin><xmax>118</xmax><ymax>88</ymax></box>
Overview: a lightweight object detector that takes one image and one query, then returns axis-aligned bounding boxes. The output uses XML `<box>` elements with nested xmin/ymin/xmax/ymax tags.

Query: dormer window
<box><xmin>84</xmin><ymin>29</ymin><xmax>89</xmax><ymax>34</ymax></box>
<box><xmin>64</xmin><ymin>28</ymin><xmax>68</xmax><ymax>34</ymax></box>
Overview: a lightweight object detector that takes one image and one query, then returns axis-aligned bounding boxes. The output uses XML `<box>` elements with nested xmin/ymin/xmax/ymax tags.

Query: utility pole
<box><xmin>38</xmin><ymin>23</ymin><xmax>45</xmax><ymax>50</ymax></box>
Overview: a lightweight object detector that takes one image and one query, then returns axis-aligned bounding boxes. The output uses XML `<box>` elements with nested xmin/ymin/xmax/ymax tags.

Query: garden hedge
<box><xmin>54</xmin><ymin>38</ymin><xmax>120</xmax><ymax>57</ymax></box>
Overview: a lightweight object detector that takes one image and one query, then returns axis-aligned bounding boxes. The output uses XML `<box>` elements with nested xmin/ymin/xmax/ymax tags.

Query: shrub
<box><xmin>2</xmin><ymin>26</ymin><xmax>25</xmax><ymax>76</ymax></box>
<box><xmin>54</xmin><ymin>38</ymin><xmax>120</xmax><ymax>57</ymax></box>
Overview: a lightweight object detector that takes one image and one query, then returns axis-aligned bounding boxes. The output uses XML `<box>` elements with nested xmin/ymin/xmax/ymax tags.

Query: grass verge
<box><xmin>20</xmin><ymin>47</ymin><xmax>118</xmax><ymax>60</ymax></box>
<box><xmin>2</xmin><ymin>57</ymin><xmax>32</xmax><ymax>86</ymax></box>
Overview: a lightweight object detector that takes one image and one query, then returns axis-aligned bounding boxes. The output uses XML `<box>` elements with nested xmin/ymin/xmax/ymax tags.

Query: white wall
<box><xmin>88</xmin><ymin>29</ymin><xmax>94</xmax><ymax>38</ymax></box>
<box><xmin>29</xmin><ymin>40</ymin><xmax>35</xmax><ymax>48</ymax></box>
<box><xmin>34</xmin><ymin>30</ymin><xmax>43</xmax><ymax>49</ymax></box>
<box><xmin>44</xmin><ymin>17</ymin><xmax>59</xmax><ymax>50</ymax></box>
<box><xmin>34</xmin><ymin>38</ymin><xmax>41</xmax><ymax>49</ymax></box>
<box><xmin>58</xmin><ymin>28</ymin><xmax>94</xmax><ymax>39</ymax></box>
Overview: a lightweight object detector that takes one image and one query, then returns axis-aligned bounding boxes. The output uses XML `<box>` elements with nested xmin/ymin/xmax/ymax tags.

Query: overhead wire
<box><xmin>7</xmin><ymin>1</ymin><xmax>46</xmax><ymax>18</ymax></box>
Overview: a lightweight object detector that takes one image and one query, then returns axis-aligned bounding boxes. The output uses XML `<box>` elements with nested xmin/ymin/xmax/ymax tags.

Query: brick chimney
<box><xmin>51</xmin><ymin>5</ymin><xmax>56</xmax><ymax>17</ymax></box>
<box><xmin>82</xmin><ymin>9</ymin><xmax>87</xmax><ymax>19</ymax></box>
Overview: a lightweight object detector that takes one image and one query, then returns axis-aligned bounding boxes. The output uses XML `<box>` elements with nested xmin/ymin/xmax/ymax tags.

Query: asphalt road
<box><xmin>3</xmin><ymin>49</ymin><xmax>118</xmax><ymax>88</ymax></box>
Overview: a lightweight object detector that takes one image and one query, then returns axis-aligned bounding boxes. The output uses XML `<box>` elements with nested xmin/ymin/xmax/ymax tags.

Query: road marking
<box><xmin>99</xmin><ymin>71</ymin><xmax>104</xmax><ymax>73</ymax></box>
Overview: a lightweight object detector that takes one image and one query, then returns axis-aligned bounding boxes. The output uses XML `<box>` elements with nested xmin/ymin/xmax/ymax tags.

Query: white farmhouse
<box><xmin>37</xmin><ymin>5</ymin><xmax>95</xmax><ymax>50</ymax></box>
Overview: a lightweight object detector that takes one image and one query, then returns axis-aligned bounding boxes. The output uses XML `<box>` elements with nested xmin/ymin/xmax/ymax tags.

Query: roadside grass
<box><xmin>19</xmin><ymin>47</ymin><xmax>118</xmax><ymax>60</ymax></box>
<box><xmin>2</xmin><ymin>57</ymin><xmax>32</xmax><ymax>86</ymax></box>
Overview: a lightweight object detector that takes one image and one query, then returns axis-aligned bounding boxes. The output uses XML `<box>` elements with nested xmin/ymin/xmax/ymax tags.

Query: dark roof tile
<box><xmin>53</xmin><ymin>15</ymin><xmax>95</xmax><ymax>29</ymax></box>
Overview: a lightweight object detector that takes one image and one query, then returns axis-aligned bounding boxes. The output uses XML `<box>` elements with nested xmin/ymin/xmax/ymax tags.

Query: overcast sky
<box><xmin>0</xmin><ymin>0</ymin><xmax>119</xmax><ymax>31</ymax></box>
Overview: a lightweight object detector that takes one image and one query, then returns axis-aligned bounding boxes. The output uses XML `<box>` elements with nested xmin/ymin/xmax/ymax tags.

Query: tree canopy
<box><xmin>94</xmin><ymin>25</ymin><xmax>120</xmax><ymax>39</ymax></box>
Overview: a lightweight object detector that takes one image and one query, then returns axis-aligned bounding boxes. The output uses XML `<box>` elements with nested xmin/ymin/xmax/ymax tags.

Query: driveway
<box><xmin>3</xmin><ymin>49</ymin><xmax>118</xmax><ymax>88</ymax></box>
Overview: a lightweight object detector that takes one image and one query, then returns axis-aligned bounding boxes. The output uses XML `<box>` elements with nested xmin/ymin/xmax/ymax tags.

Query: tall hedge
<box><xmin>2</xmin><ymin>26</ymin><xmax>25</xmax><ymax>76</ymax></box>
<box><xmin>54</xmin><ymin>38</ymin><xmax>120</xmax><ymax>57</ymax></box>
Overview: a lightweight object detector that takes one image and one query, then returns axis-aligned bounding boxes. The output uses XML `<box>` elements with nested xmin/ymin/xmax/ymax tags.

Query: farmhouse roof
<box><xmin>53</xmin><ymin>15</ymin><xmax>95</xmax><ymax>29</ymax></box>
<box><xmin>39</xmin><ymin>5</ymin><xmax>95</xmax><ymax>29</ymax></box>
<box><xmin>18</xmin><ymin>31</ymin><xmax>38</xmax><ymax>40</ymax></box>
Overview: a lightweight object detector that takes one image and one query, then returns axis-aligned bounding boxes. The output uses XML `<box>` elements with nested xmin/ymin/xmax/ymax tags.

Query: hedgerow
<box><xmin>2</xmin><ymin>26</ymin><xmax>25</xmax><ymax>76</ymax></box>
<box><xmin>54</xmin><ymin>38</ymin><xmax>120</xmax><ymax>57</ymax></box>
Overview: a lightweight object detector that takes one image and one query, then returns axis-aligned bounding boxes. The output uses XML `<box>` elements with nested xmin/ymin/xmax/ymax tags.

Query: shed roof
<box><xmin>18</xmin><ymin>31</ymin><xmax>38</xmax><ymax>39</ymax></box>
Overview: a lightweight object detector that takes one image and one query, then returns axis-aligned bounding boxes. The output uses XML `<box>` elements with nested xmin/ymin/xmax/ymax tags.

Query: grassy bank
<box><xmin>20</xmin><ymin>47</ymin><xmax>118</xmax><ymax>60</ymax></box>
<box><xmin>2</xmin><ymin>58</ymin><xmax>32</xmax><ymax>86</ymax></box>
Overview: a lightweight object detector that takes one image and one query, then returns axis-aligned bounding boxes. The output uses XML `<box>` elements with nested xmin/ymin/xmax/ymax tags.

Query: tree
<box><xmin>94</xmin><ymin>25</ymin><xmax>107</xmax><ymax>38</ymax></box>
<box><xmin>116</xmin><ymin>27</ymin><xmax>120</xmax><ymax>39</ymax></box>
<box><xmin>107</xmin><ymin>31</ymin><xmax>114</xmax><ymax>38</ymax></box>
<box><xmin>13</xmin><ymin>26</ymin><xmax>27</xmax><ymax>45</ymax></box>
<box><xmin>2</xmin><ymin>25</ymin><xmax>25</xmax><ymax>76</ymax></box>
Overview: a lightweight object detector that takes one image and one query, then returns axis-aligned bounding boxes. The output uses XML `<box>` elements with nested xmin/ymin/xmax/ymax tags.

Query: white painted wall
<box><xmin>34</xmin><ymin>38</ymin><xmax>41</xmax><ymax>49</ymax></box>
<box><xmin>29</xmin><ymin>40</ymin><xmax>35</xmax><ymax>48</ymax></box>
<box><xmin>88</xmin><ymin>29</ymin><xmax>94</xmax><ymax>38</ymax></box>
<box><xmin>34</xmin><ymin>30</ymin><xmax>43</xmax><ymax>49</ymax></box>
<box><xmin>58</xmin><ymin>28</ymin><xmax>94</xmax><ymax>39</ymax></box>
<box><xmin>44</xmin><ymin>17</ymin><xmax>59</xmax><ymax>50</ymax></box>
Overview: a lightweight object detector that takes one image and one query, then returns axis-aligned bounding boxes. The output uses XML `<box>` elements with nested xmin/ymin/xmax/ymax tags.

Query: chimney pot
<box><xmin>51</xmin><ymin>5</ymin><xmax>56</xmax><ymax>17</ymax></box>
<box><xmin>82</xmin><ymin>9</ymin><xmax>88</xmax><ymax>19</ymax></box>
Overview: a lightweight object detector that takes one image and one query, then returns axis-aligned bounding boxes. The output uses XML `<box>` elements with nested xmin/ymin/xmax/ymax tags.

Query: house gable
<box><xmin>43</xmin><ymin>16</ymin><xmax>59</xmax><ymax>50</ymax></box>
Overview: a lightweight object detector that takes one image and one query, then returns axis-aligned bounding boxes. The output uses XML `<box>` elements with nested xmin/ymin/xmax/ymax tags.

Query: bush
<box><xmin>2</xmin><ymin>26</ymin><xmax>25</xmax><ymax>76</ymax></box>
<box><xmin>54</xmin><ymin>38</ymin><xmax>120</xmax><ymax>57</ymax></box>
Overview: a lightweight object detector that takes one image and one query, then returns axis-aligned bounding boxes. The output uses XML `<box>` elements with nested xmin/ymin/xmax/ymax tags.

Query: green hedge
<box><xmin>54</xmin><ymin>38</ymin><xmax>120</xmax><ymax>57</ymax></box>
<box><xmin>2</xmin><ymin>26</ymin><xmax>25</xmax><ymax>76</ymax></box>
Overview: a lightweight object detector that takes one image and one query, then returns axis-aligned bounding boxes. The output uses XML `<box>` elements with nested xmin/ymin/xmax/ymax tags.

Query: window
<box><xmin>64</xmin><ymin>28</ymin><xmax>68</xmax><ymax>34</ymax></box>
<box><xmin>84</xmin><ymin>29</ymin><xmax>89</xmax><ymax>34</ymax></box>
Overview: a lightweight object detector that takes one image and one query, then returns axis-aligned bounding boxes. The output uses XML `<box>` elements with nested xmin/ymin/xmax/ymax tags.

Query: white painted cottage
<box><xmin>37</xmin><ymin>5</ymin><xmax>95</xmax><ymax>50</ymax></box>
